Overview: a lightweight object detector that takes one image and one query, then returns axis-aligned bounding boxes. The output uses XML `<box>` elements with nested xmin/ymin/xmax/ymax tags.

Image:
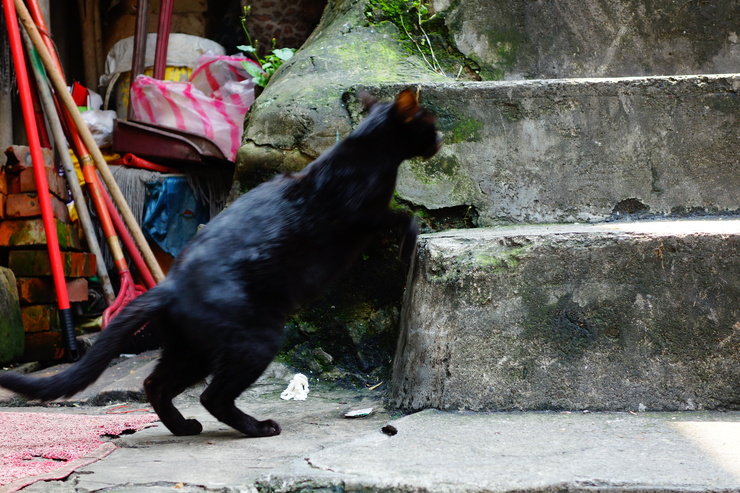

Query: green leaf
<box><xmin>272</xmin><ymin>48</ymin><xmax>295</xmax><ymax>61</ymax></box>
<box><xmin>237</xmin><ymin>44</ymin><xmax>257</xmax><ymax>53</ymax></box>
<box><xmin>242</xmin><ymin>60</ymin><xmax>264</xmax><ymax>79</ymax></box>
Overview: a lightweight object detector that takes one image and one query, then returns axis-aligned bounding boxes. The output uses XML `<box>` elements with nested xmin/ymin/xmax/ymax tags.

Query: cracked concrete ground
<box><xmin>2</xmin><ymin>360</ymin><xmax>739</xmax><ymax>493</ymax></box>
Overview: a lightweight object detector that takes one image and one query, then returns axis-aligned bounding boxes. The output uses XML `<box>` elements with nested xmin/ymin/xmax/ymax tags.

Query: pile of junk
<box><xmin>1</xmin><ymin>0</ymin><xmax>261</xmax><ymax>363</ymax></box>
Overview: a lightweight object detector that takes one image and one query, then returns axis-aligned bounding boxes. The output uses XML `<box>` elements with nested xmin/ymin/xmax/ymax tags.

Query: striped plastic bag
<box><xmin>130</xmin><ymin>56</ymin><xmax>260</xmax><ymax>161</ymax></box>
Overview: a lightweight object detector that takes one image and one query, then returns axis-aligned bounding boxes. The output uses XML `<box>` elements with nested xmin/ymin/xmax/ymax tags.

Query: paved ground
<box><xmin>1</xmin><ymin>354</ymin><xmax>739</xmax><ymax>492</ymax></box>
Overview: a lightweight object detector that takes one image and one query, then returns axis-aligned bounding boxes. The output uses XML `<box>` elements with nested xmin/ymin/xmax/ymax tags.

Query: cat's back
<box><xmin>171</xmin><ymin>175</ymin><xmax>305</xmax><ymax>274</ymax></box>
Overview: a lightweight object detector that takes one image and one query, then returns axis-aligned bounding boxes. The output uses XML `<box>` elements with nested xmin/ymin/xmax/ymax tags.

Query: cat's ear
<box><xmin>359</xmin><ymin>91</ymin><xmax>379</xmax><ymax>111</ymax></box>
<box><xmin>394</xmin><ymin>88</ymin><xmax>421</xmax><ymax>123</ymax></box>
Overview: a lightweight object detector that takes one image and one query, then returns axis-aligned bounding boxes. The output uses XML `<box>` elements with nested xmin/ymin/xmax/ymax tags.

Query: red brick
<box><xmin>0</xmin><ymin>218</ymin><xmax>81</xmax><ymax>250</ymax></box>
<box><xmin>15</xmin><ymin>167</ymin><xmax>68</xmax><ymax>200</ymax></box>
<box><xmin>20</xmin><ymin>304</ymin><xmax>68</xmax><ymax>362</ymax></box>
<box><xmin>0</xmin><ymin>169</ymin><xmax>7</xmax><ymax>195</ymax></box>
<box><xmin>5</xmin><ymin>192</ymin><xmax>71</xmax><ymax>222</ymax></box>
<box><xmin>8</xmin><ymin>250</ymin><xmax>96</xmax><ymax>277</ymax></box>
<box><xmin>0</xmin><ymin>192</ymin><xmax>5</xmax><ymax>220</ymax></box>
<box><xmin>21</xmin><ymin>304</ymin><xmax>59</xmax><ymax>333</ymax></box>
<box><xmin>17</xmin><ymin>277</ymin><xmax>89</xmax><ymax>304</ymax></box>
<box><xmin>22</xmin><ymin>330</ymin><xmax>65</xmax><ymax>362</ymax></box>
<box><xmin>4</xmin><ymin>145</ymin><xmax>54</xmax><ymax>171</ymax></box>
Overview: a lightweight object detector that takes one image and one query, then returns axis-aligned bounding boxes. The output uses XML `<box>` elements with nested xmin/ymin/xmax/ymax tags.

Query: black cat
<box><xmin>0</xmin><ymin>89</ymin><xmax>440</xmax><ymax>437</ymax></box>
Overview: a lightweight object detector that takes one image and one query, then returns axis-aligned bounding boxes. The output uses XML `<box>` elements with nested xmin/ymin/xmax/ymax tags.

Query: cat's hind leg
<box><xmin>145</xmin><ymin>348</ymin><xmax>208</xmax><ymax>436</ymax></box>
<box><xmin>199</xmin><ymin>341</ymin><xmax>281</xmax><ymax>437</ymax></box>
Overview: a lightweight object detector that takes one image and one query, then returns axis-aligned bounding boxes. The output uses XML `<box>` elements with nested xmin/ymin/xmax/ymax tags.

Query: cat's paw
<box><xmin>172</xmin><ymin>418</ymin><xmax>203</xmax><ymax>436</ymax></box>
<box><xmin>256</xmin><ymin>419</ymin><xmax>281</xmax><ymax>437</ymax></box>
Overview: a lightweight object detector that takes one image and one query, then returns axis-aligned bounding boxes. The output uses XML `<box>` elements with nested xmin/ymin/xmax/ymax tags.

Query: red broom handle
<box><xmin>4</xmin><ymin>0</ymin><xmax>78</xmax><ymax>359</ymax></box>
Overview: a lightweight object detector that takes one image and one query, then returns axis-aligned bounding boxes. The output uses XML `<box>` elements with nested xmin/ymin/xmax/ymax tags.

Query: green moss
<box><xmin>474</xmin><ymin>246</ymin><xmax>529</xmax><ymax>273</ymax></box>
<box><xmin>456</xmin><ymin>118</ymin><xmax>484</xmax><ymax>142</ymax></box>
<box><xmin>365</xmin><ymin>0</ymin><xmax>409</xmax><ymax>26</ymax></box>
<box><xmin>424</xmin><ymin>154</ymin><xmax>460</xmax><ymax>177</ymax></box>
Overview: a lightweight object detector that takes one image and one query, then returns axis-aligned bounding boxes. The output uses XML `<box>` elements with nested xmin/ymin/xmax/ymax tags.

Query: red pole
<box><xmin>153</xmin><ymin>0</ymin><xmax>174</xmax><ymax>80</ymax></box>
<box><xmin>4</xmin><ymin>0</ymin><xmax>79</xmax><ymax>360</ymax></box>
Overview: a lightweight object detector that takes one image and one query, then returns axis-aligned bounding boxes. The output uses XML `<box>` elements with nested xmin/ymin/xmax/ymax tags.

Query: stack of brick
<box><xmin>0</xmin><ymin>146</ymin><xmax>95</xmax><ymax>362</ymax></box>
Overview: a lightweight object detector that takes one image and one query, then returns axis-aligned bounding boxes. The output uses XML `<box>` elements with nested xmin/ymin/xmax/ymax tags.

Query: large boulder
<box><xmin>234</xmin><ymin>0</ymin><xmax>448</xmax><ymax>190</ymax></box>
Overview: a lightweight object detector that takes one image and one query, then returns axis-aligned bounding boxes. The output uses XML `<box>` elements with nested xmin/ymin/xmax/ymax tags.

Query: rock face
<box><xmin>0</xmin><ymin>267</ymin><xmax>24</xmax><ymax>363</ymax></box>
<box><xmin>390</xmin><ymin>221</ymin><xmax>740</xmax><ymax>412</ymax></box>
<box><xmin>435</xmin><ymin>0</ymin><xmax>739</xmax><ymax>80</ymax></box>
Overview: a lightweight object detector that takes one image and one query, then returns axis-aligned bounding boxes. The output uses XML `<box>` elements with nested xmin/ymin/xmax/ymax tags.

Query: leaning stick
<box><xmin>14</xmin><ymin>0</ymin><xmax>165</xmax><ymax>283</ymax></box>
<box><xmin>21</xmin><ymin>26</ymin><xmax>117</xmax><ymax>306</ymax></box>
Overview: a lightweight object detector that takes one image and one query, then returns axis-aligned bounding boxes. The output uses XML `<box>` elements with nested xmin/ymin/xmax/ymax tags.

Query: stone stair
<box><xmin>382</xmin><ymin>3</ymin><xmax>740</xmax><ymax>414</ymax></box>
<box><xmin>390</xmin><ymin>220</ymin><xmax>740</xmax><ymax>412</ymax></box>
<box><xmin>385</xmin><ymin>74</ymin><xmax>740</xmax><ymax>412</ymax></box>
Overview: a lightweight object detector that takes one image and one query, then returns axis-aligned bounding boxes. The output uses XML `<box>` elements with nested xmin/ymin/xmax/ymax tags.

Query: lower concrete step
<box><xmin>390</xmin><ymin>218</ymin><xmax>740</xmax><ymax>412</ymax></box>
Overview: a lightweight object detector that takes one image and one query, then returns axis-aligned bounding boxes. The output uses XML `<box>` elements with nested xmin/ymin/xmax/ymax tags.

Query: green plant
<box><xmin>366</xmin><ymin>0</ymin><xmax>444</xmax><ymax>75</ymax></box>
<box><xmin>403</xmin><ymin>0</ymin><xmax>443</xmax><ymax>74</ymax></box>
<box><xmin>236</xmin><ymin>6</ymin><xmax>296</xmax><ymax>88</ymax></box>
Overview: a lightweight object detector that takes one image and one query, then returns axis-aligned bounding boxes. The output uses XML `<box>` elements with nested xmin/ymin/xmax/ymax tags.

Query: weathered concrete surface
<box><xmin>0</xmin><ymin>267</ymin><xmax>24</xmax><ymax>364</ymax></box>
<box><xmin>391</xmin><ymin>219</ymin><xmax>740</xmax><ymax>412</ymax></box>
<box><xmin>434</xmin><ymin>0</ymin><xmax>740</xmax><ymax>80</ymax></box>
<box><xmin>5</xmin><ymin>357</ymin><xmax>739</xmax><ymax>493</ymax></box>
<box><xmin>387</xmin><ymin>75</ymin><xmax>740</xmax><ymax>225</ymax></box>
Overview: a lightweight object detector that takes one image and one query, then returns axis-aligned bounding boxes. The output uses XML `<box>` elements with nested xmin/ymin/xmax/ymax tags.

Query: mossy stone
<box><xmin>0</xmin><ymin>267</ymin><xmax>24</xmax><ymax>363</ymax></box>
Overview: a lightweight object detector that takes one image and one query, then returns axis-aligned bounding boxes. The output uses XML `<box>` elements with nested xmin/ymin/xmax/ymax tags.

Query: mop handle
<box><xmin>20</xmin><ymin>27</ymin><xmax>117</xmax><ymax>307</ymax></box>
<box><xmin>4</xmin><ymin>0</ymin><xmax>79</xmax><ymax>360</ymax></box>
<box><xmin>14</xmin><ymin>0</ymin><xmax>166</xmax><ymax>284</ymax></box>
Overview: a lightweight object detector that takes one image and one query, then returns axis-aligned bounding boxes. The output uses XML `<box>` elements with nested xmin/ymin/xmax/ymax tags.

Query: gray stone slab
<box><xmin>391</xmin><ymin>219</ymin><xmax>740</xmax><ymax>412</ymax></box>
<box><xmin>435</xmin><ymin>0</ymin><xmax>740</xmax><ymax>79</ymax></box>
<box><xmin>376</xmin><ymin>75</ymin><xmax>740</xmax><ymax>225</ymax></box>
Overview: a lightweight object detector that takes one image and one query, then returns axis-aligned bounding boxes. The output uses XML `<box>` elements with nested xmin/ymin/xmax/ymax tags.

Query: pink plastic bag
<box><xmin>130</xmin><ymin>55</ymin><xmax>261</xmax><ymax>161</ymax></box>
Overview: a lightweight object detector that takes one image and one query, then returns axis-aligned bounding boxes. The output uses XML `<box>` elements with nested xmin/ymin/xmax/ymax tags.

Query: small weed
<box><xmin>237</xmin><ymin>6</ymin><xmax>296</xmax><ymax>88</ymax></box>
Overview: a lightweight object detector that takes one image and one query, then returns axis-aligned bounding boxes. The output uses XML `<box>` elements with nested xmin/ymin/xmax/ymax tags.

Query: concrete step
<box><xmin>390</xmin><ymin>218</ymin><xmax>740</xmax><ymax>412</ymax></box>
<box><xmin>355</xmin><ymin>74</ymin><xmax>740</xmax><ymax>225</ymax></box>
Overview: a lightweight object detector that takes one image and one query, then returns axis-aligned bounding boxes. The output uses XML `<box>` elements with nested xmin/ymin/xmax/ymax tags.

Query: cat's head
<box><xmin>360</xmin><ymin>89</ymin><xmax>441</xmax><ymax>160</ymax></box>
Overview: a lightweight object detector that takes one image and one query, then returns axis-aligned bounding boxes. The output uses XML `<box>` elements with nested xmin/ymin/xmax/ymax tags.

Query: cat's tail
<box><xmin>0</xmin><ymin>286</ymin><xmax>171</xmax><ymax>402</ymax></box>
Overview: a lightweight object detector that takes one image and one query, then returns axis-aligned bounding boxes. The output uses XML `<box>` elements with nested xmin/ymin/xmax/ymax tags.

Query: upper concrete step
<box><xmin>432</xmin><ymin>0</ymin><xmax>739</xmax><ymax>80</ymax></box>
<box><xmin>356</xmin><ymin>74</ymin><xmax>740</xmax><ymax>225</ymax></box>
<box><xmin>390</xmin><ymin>218</ymin><xmax>740</xmax><ymax>412</ymax></box>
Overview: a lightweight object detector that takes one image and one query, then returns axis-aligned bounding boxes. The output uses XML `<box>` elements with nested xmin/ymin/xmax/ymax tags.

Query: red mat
<box><xmin>0</xmin><ymin>411</ymin><xmax>158</xmax><ymax>492</ymax></box>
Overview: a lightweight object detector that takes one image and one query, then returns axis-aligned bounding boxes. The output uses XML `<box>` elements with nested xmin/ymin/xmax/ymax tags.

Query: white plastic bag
<box><xmin>81</xmin><ymin>109</ymin><xmax>117</xmax><ymax>147</ymax></box>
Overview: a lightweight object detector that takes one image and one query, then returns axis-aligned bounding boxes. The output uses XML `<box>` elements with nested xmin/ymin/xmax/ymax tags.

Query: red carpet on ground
<box><xmin>0</xmin><ymin>411</ymin><xmax>158</xmax><ymax>492</ymax></box>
